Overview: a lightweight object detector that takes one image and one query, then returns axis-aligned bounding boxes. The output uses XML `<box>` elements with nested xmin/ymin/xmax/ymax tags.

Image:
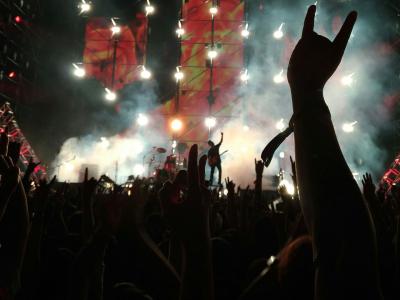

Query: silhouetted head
<box><xmin>208</xmin><ymin>140</ymin><xmax>214</xmax><ymax>147</ymax></box>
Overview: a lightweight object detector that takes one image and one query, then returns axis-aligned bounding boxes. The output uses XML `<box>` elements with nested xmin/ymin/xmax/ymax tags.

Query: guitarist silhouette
<box><xmin>207</xmin><ymin>132</ymin><xmax>223</xmax><ymax>186</ymax></box>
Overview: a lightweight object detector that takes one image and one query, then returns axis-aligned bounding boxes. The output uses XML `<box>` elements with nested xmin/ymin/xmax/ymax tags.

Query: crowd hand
<box><xmin>32</xmin><ymin>176</ymin><xmax>57</xmax><ymax>216</ymax></box>
<box><xmin>362</xmin><ymin>173</ymin><xmax>377</xmax><ymax>202</ymax></box>
<box><xmin>287</xmin><ymin>5</ymin><xmax>357</xmax><ymax>110</ymax></box>
<box><xmin>254</xmin><ymin>159</ymin><xmax>264</xmax><ymax>178</ymax></box>
<box><xmin>160</xmin><ymin>145</ymin><xmax>211</xmax><ymax>246</ymax></box>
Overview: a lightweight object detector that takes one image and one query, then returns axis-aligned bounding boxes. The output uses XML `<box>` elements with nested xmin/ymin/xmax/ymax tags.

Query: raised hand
<box><xmin>254</xmin><ymin>159</ymin><xmax>264</xmax><ymax>178</ymax></box>
<box><xmin>8</xmin><ymin>142</ymin><xmax>21</xmax><ymax>165</ymax></box>
<box><xmin>160</xmin><ymin>145</ymin><xmax>210</xmax><ymax>245</ymax></box>
<box><xmin>362</xmin><ymin>173</ymin><xmax>376</xmax><ymax>198</ymax></box>
<box><xmin>225</xmin><ymin>177</ymin><xmax>236</xmax><ymax>196</ymax></box>
<box><xmin>160</xmin><ymin>144</ymin><xmax>214</xmax><ymax>300</ymax></box>
<box><xmin>288</xmin><ymin>5</ymin><xmax>357</xmax><ymax>105</ymax></box>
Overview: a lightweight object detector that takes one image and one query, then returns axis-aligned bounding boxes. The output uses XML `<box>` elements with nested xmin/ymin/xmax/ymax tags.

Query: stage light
<box><xmin>279</xmin><ymin>179</ymin><xmax>295</xmax><ymax>195</ymax></box>
<box><xmin>99</xmin><ymin>137</ymin><xmax>110</xmax><ymax>149</ymax></box>
<box><xmin>172</xmin><ymin>140</ymin><xmax>177</xmax><ymax>149</ymax></box>
<box><xmin>111</xmin><ymin>18</ymin><xmax>121</xmax><ymax>36</ymax></box>
<box><xmin>342</xmin><ymin>121</ymin><xmax>357</xmax><ymax>133</ymax></box>
<box><xmin>79</xmin><ymin>0</ymin><xmax>91</xmax><ymax>14</ymax></box>
<box><xmin>137</xmin><ymin>113</ymin><xmax>149</xmax><ymax>127</ymax></box>
<box><xmin>140</xmin><ymin>66</ymin><xmax>152</xmax><ymax>79</ymax></box>
<box><xmin>279</xmin><ymin>151</ymin><xmax>285</xmax><ymax>159</ymax></box>
<box><xmin>273</xmin><ymin>69</ymin><xmax>285</xmax><ymax>84</ymax></box>
<box><xmin>171</xmin><ymin>118</ymin><xmax>183</xmax><ymax>132</ymax></box>
<box><xmin>105</xmin><ymin>88</ymin><xmax>117</xmax><ymax>101</ymax></box>
<box><xmin>243</xmin><ymin>125</ymin><xmax>250</xmax><ymax>131</ymax></box>
<box><xmin>240</xmin><ymin>69</ymin><xmax>250</xmax><ymax>82</ymax></box>
<box><xmin>205</xmin><ymin>117</ymin><xmax>217</xmax><ymax>129</ymax></box>
<box><xmin>223</xmin><ymin>188</ymin><xmax>228</xmax><ymax>196</ymax></box>
<box><xmin>241</xmin><ymin>23</ymin><xmax>250</xmax><ymax>38</ymax></box>
<box><xmin>176</xmin><ymin>21</ymin><xmax>185</xmax><ymax>37</ymax></box>
<box><xmin>341</xmin><ymin>73</ymin><xmax>354</xmax><ymax>87</ymax></box>
<box><xmin>207</xmin><ymin>48</ymin><xmax>218</xmax><ymax>60</ymax></box>
<box><xmin>210</xmin><ymin>6</ymin><xmax>218</xmax><ymax>16</ymax></box>
<box><xmin>145</xmin><ymin>0</ymin><xmax>155</xmax><ymax>16</ymax></box>
<box><xmin>273</xmin><ymin>23</ymin><xmax>285</xmax><ymax>39</ymax></box>
<box><xmin>8</xmin><ymin>71</ymin><xmax>16</xmax><ymax>79</ymax></box>
<box><xmin>14</xmin><ymin>16</ymin><xmax>22</xmax><ymax>23</ymax></box>
<box><xmin>276</xmin><ymin>119</ymin><xmax>285</xmax><ymax>131</ymax></box>
<box><xmin>72</xmin><ymin>63</ymin><xmax>86</xmax><ymax>78</ymax></box>
<box><xmin>174</xmin><ymin>67</ymin><xmax>184</xmax><ymax>81</ymax></box>
<box><xmin>133</xmin><ymin>164</ymin><xmax>145</xmax><ymax>176</ymax></box>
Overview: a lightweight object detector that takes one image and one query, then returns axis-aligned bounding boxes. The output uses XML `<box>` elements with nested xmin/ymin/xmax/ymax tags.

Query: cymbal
<box><xmin>156</xmin><ymin>147</ymin><xmax>167</xmax><ymax>154</ymax></box>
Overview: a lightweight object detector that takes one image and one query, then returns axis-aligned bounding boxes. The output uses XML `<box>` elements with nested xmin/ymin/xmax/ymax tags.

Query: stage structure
<box><xmin>0</xmin><ymin>102</ymin><xmax>45</xmax><ymax>178</ymax></box>
<box><xmin>160</xmin><ymin>0</ymin><xmax>245</xmax><ymax>145</ymax></box>
<box><xmin>82</xmin><ymin>13</ymin><xmax>149</xmax><ymax>92</ymax></box>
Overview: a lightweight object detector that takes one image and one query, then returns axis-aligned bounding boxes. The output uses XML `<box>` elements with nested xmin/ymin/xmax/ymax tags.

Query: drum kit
<box><xmin>143</xmin><ymin>146</ymin><xmax>179</xmax><ymax>179</ymax></box>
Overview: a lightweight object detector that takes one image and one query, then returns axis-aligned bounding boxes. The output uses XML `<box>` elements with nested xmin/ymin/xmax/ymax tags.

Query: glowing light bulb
<box><xmin>240</xmin><ymin>69</ymin><xmax>250</xmax><ymax>82</ymax></box>
<box><xmin>341</xmin><ymin>73</ymin><xmax>354</xmax><ymax>87</ymax></box>
<box><xmin>176</xmin><ymin>21</ymin><xmax>185</xmax><ymax>37</ymax></box>
<box><xmin>79</xmin><ymin>0</ymin><xmax>91</xmax><ymax>14</ymax></box>
<box><xmin>273</xmin><ymin>23</ymin><xmax>285</xmax><ymax>39</ymax></box>
<box><xmin>205</xmin><ymin>117</ymin><xmax>217</xmax><ymax>129</ymax></box>
<box><xmin>105</xmin><ymin>88</ymin><xmax>117</xmax><ymax>101</ymax></box>
<box><xmin>207</xmin><ymin>49</ymin><xmax>218</xmax><ymax>60</ymax></box>
<box><xmin>110</xmin><ymin>18</ymin><xmax>121</xmax><ymax>36</ymax></box>
<box><xmin>140</xmin><ymin>66</ymin><xmax>152</xmax><ymax>79</ymax></box>
<box><xmin>342</xmin><ymin>121</ymin><xmax>357</xmax><ymax>133</ymax></box>
<box><xmin>145</xmin><ymin>0</ymin><xmax>155</xmax><ymax>16</ymax></box>
<box><xmin>137</xmin><ymin>114</ymin><xmax>149</xmax><ymax>127</ymax></box>
<box><xmin>174</xmin><ymin>67</ymin><xmax>184</xmax><ymax>81</ymax></box>
<box><xmin>276</xmin><ymin>119</ymin><xmax>285</xmax><ymax>131</ymax></box>
<box><xmin>210</xmin><ymin>6</ymin><xmax>218</xmax><ymax>16</ymax></box>
<box><xmin>171</xmin><ymin>118</ymin><xmax>183</xmax><ymax>132</ymax></box>
<box><xmin>241</xmin><ymin>23</ymin><xmax>250</xmax><ymax>38</ymax></box>
<box><xmin>279</xmin><ymin>151</ymin><xmax>285</xmax><ymax>159</ymax></box>
<box><xmin>223</xmin><ymin>189</ymin><xmax>228</xmax><ymax>196</ymax></box>
<box><xmin>72</xmin><ymin>63</ymin><xmax>85</xmax><ymax>78</ymax></box>
<box><xmin>273</xmin><ymin>69</ymin><xmax>285</xmax><ymax>84</ymax></box>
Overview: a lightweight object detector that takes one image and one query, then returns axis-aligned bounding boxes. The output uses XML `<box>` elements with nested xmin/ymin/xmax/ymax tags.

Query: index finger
<box><xmin>302</xmin><ymin>5</ymin><xmax>316</xmax><ymax>38</ymax></box>
<box><xmin>333</xmin><ymin>11</ymin><xmax>357</xmax><ymax>59</ymax></box>
<box><xmin>188</xmin><ymin>144</ymin><xmax>199</xmax><ymax>188</ymax></box>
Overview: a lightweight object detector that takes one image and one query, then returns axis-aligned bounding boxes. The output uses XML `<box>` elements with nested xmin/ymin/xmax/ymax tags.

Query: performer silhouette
<box><xmin>207</xmin><ymin>132</ymin><xmax>223</xmax><ymax>186</ymax></box>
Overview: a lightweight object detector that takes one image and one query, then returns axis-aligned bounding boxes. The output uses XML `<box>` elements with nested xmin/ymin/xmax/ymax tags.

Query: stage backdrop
<box><xmin>83</xmin><ymin>13</ymin><xmax>148</xmax><ymax>91</ymax></box>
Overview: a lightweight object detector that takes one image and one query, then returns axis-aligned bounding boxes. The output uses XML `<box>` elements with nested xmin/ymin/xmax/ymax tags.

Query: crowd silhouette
<box><xmin>0</xmin><ymin>5</ymin><xmax>399</xmax><ymax>300</ymax></box>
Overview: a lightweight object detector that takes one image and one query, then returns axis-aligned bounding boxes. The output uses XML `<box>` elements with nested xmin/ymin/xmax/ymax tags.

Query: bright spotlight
<box><xmin>241</xmin><ymin>23</ymin><xmax>250</xmax><ymax>38</ymax></box>
<box><xmin>207</xmin><ymin>48</ymin><xmax>218</xmax><ymax>60</ymax></box>
<box><xmin>176</xmin><ymin>21</ymin><xmax>185</xmax><ymax>37</ymax></box>
<box><xmin>273</xmin><ymin>23</ymin><xmax>285</xmax><ymax>39</ymax></box>
<box><xmin>140</xmin><ymin>66</ymin><xmax>152</xmax><ymax>79</ymax></box>
<box><xmin>111</xmin><ymin>18</ymin><xmax>121</xmax><ymax>36</ymax></box>
<box><xmin>105</xmin><ymin>88</ymin><xmax>117</xmax><ymax>101</ymax></box>
<box><xmin>145</xmin><ymin>0</ymin><xmax>155</xmax><ymax>16</ymax></box>
<box><xmin>210</xmin><ymin>6</ymin><xmax>218</xmax><ymax>16</ymax></box>
<box><xmin>171</xmin><ymin>118</ymin><xmax>183</xmax><ymax>132</ymax></box>
<box><xmin>279</xmin><ymin>151</ymin><xmax>285</xmax><ymax>159</ymax></box>
<box><xmin>172</xmin><ymin>140</ymin><xmax>177</xmax><ymax>149</ymax></box>
<box><xmin>137</xmin><ymin>113</ymin><xmax>149</xmax><ymax>127</ymax></box>
<box><xmin>342</xmin><ymin>121</ymin><xmax>357</xmax><ymax>133</ymax></box>
<box><xmin>273</xmin><ymin>69</ymin><xmax>285</xmax><ymax>84</ymax></box>
<box><xmin>174</xmin><ymin>67</ymin><xmax>184</xmax><ymax>81</ymax></box>
<box><xmin>243</xmin><ymin>125</ymin><xmax>250</xmax><ymax>131</ymax></box>
<box><xmin>279</xmin><ymin>179</ymin><xmax>295</xmax><ymax>195</ymax></box>
<box><xmin>79</xmin><ymin>0</ymin><xmax>91</xmax><ymax>14</ymax></box>
<box><xmin>99</xmin><ymin>137</ymin><xmax>110</xmax><ymax>149</ymax></box>
<box><xmin>72</xmin><ymin>63</ymin><xmax>86</xmax><ymax>78</ymax></box>
<box><xmin>276</xmin><ymin>119</ymin><xmax>285</xmax><ymax>131</ymax></box>
<box><xmin>64</xmin><ymin>162</ymin><xmax>74</xmax><ymax>173</ymax></box>
<box><xmin>205</xmin><ymin>117</ymin><xmax>217</xmax><ymax>129</ymax></box>
<box><xmin>223</xmin><ymin>188</ymin><xmax>228</xmax><ymax>196</ymax></box>
<box><xmin>341</xmin><ymin>73</ymin><xmax>354</xmax><ymax>87</ymax></box>
<box><xmin>240</xmin><ymin>69</ymin><xmax>250</xmax><ymax>82</ymax></box>
<box><xmin>133</xmin><ymin>164</ymin><xmax>145</xmax><ymax>176</ymax></box>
